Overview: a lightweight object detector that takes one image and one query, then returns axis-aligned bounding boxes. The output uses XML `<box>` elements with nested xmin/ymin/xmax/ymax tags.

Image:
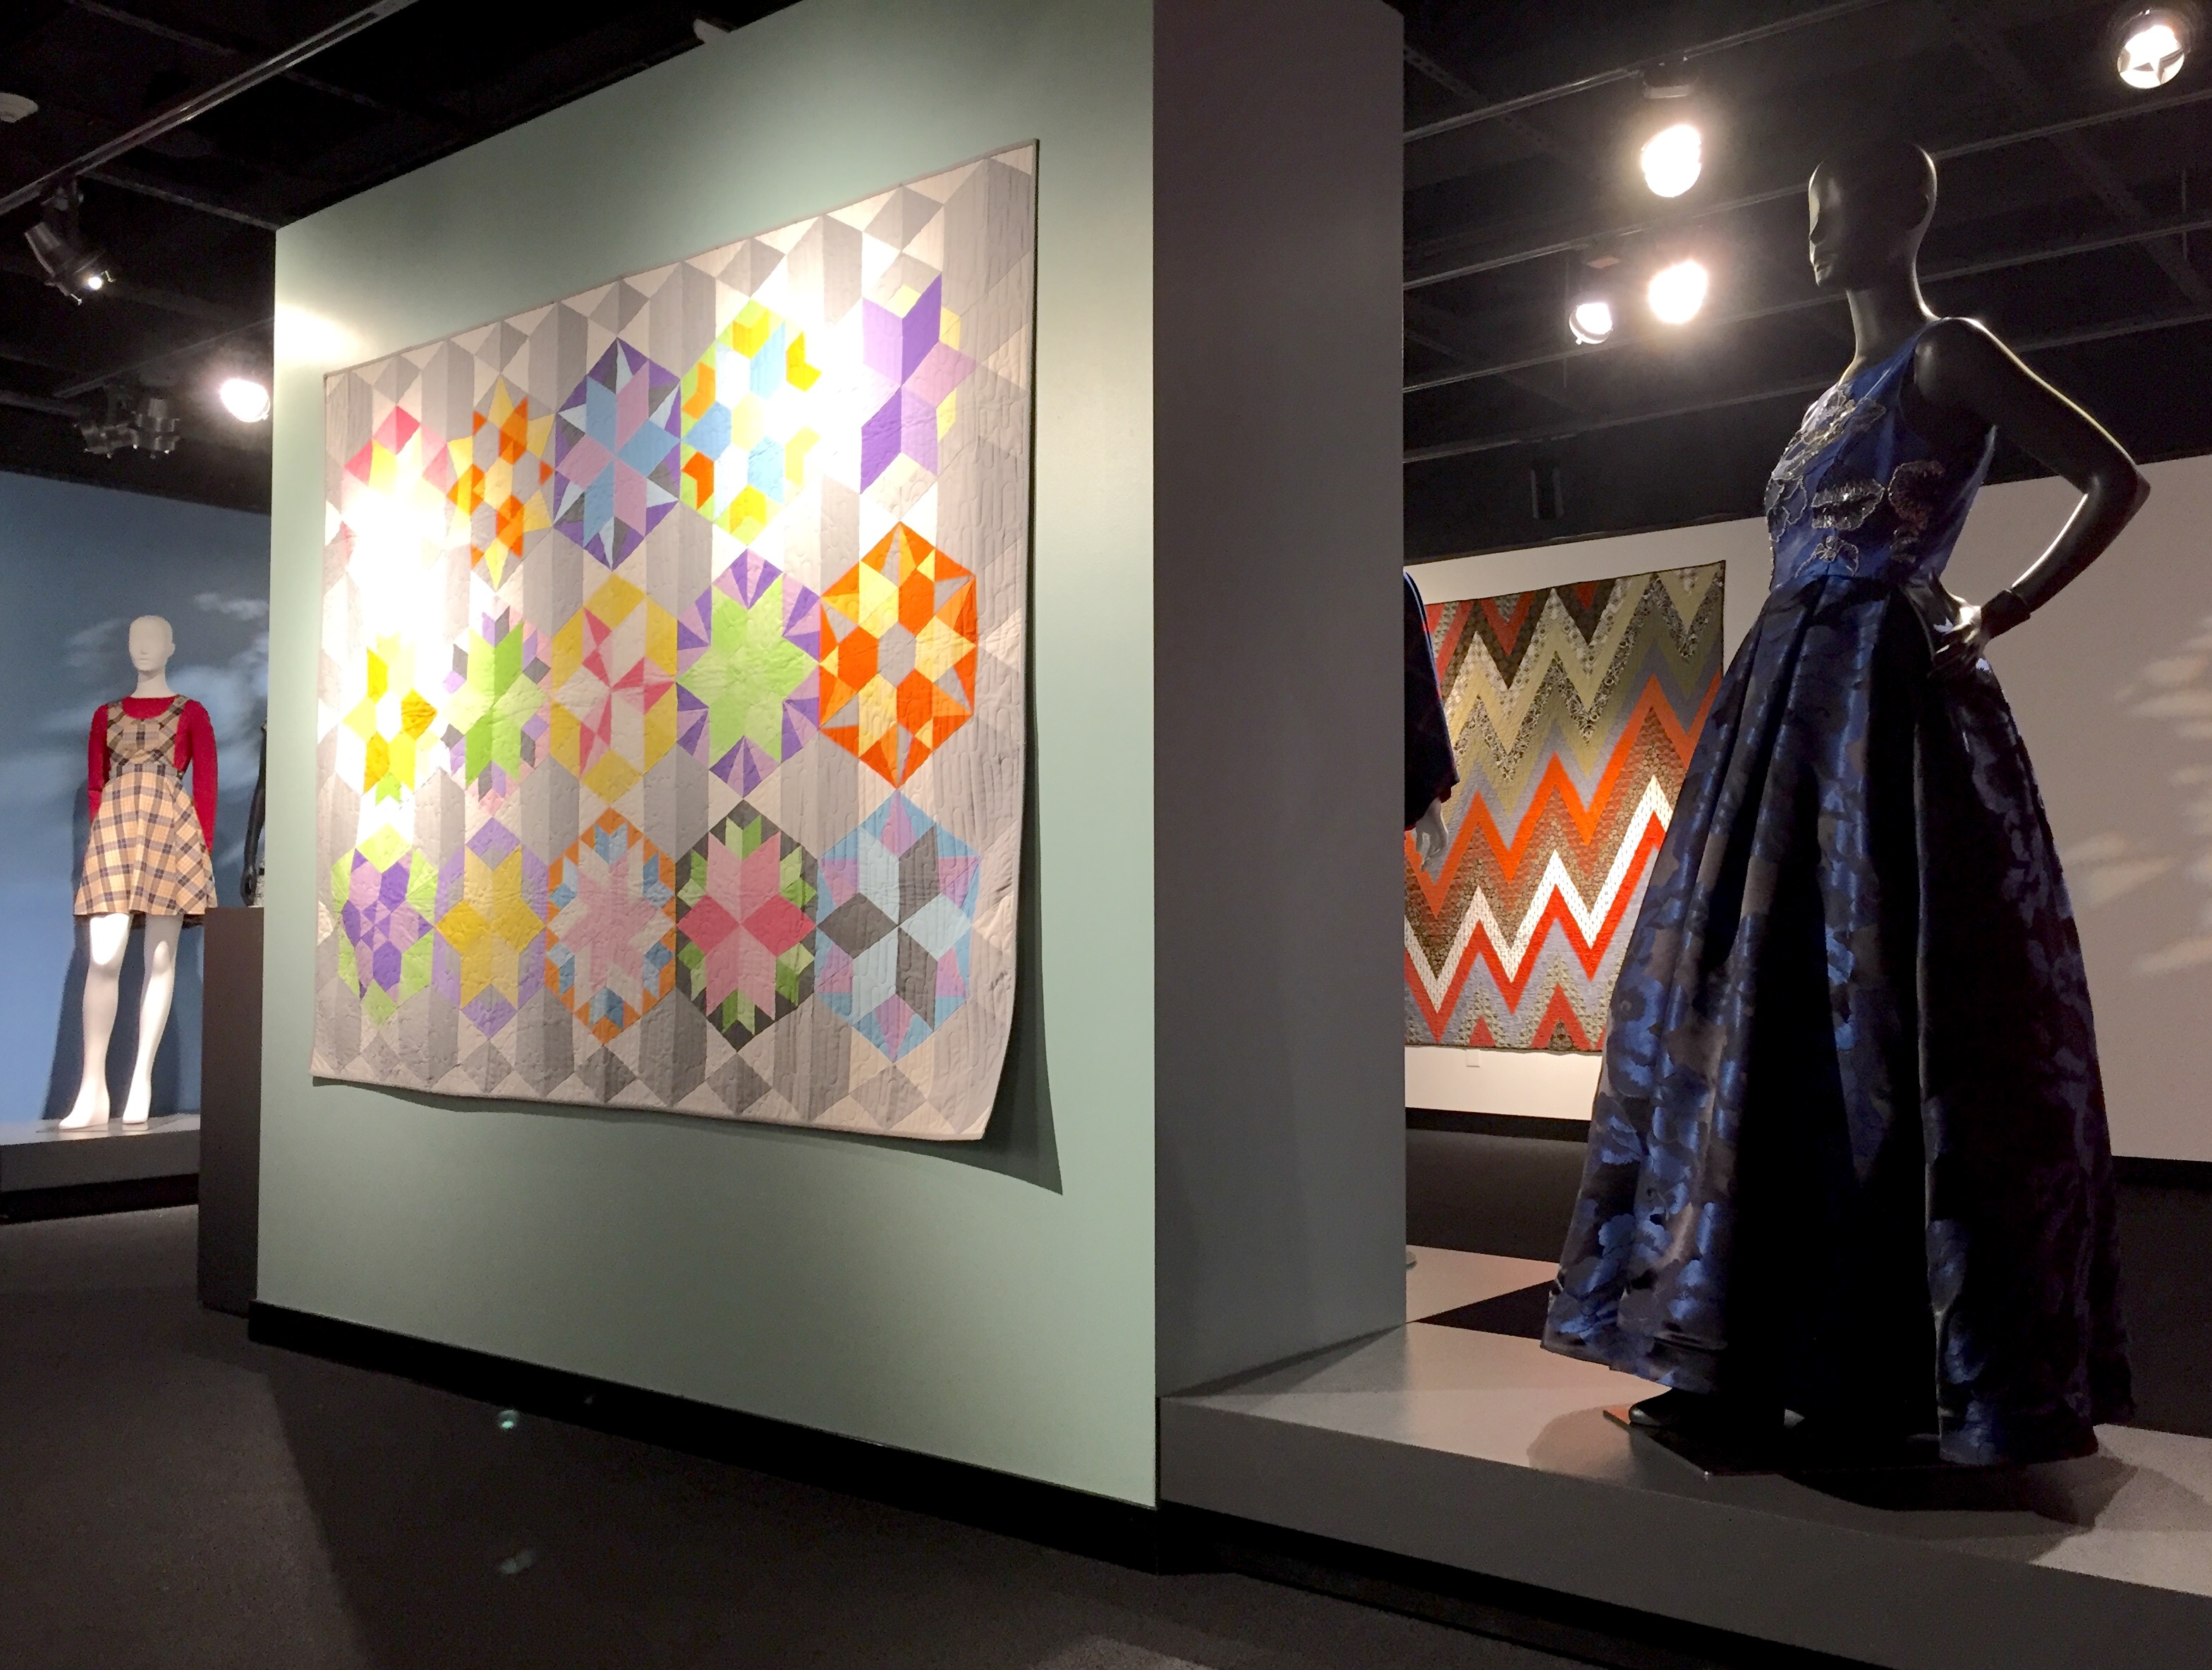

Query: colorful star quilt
<box><xmin>316</xmin><ymin>147</ymin><xmax>1035</xmax><ymax>1140</ymax></box>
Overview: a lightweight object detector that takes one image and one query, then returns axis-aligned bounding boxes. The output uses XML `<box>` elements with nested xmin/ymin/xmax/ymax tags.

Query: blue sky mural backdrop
<box><xmin>0</xmin><ymin>470</ymin><xmax>269</xmax><ymax>1116</ymax></box>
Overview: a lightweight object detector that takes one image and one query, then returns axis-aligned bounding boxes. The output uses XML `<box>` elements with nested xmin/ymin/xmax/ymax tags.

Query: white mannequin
<box><xmin>61</xmin><ymin>616</ymin><xmax>186</xmax><ymax>1129</ymax></box>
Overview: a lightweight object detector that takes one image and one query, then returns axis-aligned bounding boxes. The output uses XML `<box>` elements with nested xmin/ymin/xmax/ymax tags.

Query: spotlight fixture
<box><xmin>2117</xmin><ymin>10</ymin><xmax>2189</xmax><ymax>87</ymax></box>
<box><xmin>1568</xmin><ymin>298</ymin><xmax>1616</xmax><ymax>345</ymax></box>
<box><xmin>79</xmin><ymin>386</ymin><xmax>181</xmax><ymax>458</ymax></box>
<box><xmin>218</xmin><ymin>376</ymin><xmax>271</xmax><ymax>423</ymax></box>
<box><xmin>1640</xmin><ymin>122</ymin><xmax>1703</xmax><ymax>198</ymax></box>
<box><xmin>1648</xmin><ymin>259</ymin><xmax>1709</xmax><ymax>325</ymax></box>
<box><xmin>1641</xmin><ymin>59</ymin><xmax>1696</xmax><ymax>100</ymax></box>
<box><xmin>23</xmin><ymin>182</ymin><xmax>111</xmax><ymax>303</ymax></box>
<box><xmin>0</xmin><ymin>92</ymin><xmax>37</xmax><ymax>123</ymax></box>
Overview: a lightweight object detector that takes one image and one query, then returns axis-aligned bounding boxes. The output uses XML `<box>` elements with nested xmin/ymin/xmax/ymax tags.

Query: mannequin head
<box><xmin>1808</xmin><ymin>138</ymin><xmax>1937</xmax><ymax>291</ymax></box>
<box><xmin>127</xmin><ymin>615</ymin><xmax>175</xmax><ymax>676</ymax></box>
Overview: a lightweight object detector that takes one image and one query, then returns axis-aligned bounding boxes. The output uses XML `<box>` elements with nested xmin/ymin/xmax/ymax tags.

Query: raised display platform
<box><xmin>0</xmin><ymin>1114</ymin><xmax>199</xmax><ymax>1199</ymax></box>
<box><xmin>1162</xmin><ymin>1246</ymin><xmax>2212</xmax><ymax>1670</ymax></box>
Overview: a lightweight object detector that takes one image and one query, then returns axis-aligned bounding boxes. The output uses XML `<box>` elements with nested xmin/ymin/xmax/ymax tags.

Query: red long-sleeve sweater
<box><xmin>86</xmin><ymin>697</ymin><xmax>218</xmax><ymax>850</ymax></box>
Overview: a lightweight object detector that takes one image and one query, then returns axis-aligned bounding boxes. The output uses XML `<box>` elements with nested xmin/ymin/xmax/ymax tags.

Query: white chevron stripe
<box><xmin>1406</xmin><ymin>775</ymin><xmax>1673</xmax><ymax>1005</ymax></box>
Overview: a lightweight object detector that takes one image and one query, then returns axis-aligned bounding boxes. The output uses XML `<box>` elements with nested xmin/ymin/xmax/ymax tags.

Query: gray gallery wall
<box><xmin>263</xmin><ymin>0</ymin><xmax>1160</xmax><ymax>1504</ymax></box>
<box><xmin>1153</xmin><ymin>0</ymin><xmax>1408</xmax><ymax>1393</ymax></box>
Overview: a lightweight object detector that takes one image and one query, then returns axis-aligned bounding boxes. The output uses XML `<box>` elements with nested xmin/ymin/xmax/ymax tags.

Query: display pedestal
<box><xmin>1162</xmin><ymin>1246</ymin><xmax>2212</xmax><ymax>1670</ymax></box>
<box><xmin>197</xmin><ymin>906</ymin><xmax>262</xmax><ymax>1315</ymax></box>
<box><xmin>0</xmin><ymin>1114</ymin><xmax>198</xmax><ymax>1217</ymax></box>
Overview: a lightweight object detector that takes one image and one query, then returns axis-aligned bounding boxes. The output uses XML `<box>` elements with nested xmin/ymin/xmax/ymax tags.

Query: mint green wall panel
<box><xmin>262</xmin><ymin>0</ymin><xmax>1154</xmax><ymax>1504</ymax></box>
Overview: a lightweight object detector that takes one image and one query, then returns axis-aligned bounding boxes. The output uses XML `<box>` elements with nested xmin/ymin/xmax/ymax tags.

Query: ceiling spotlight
<box><xmin>1641</xmin><ymin>59</ymin><xmax>1696</xmax><ymax>100</ymax></box>
<box><xmin>80</xmin><ymin>387</ymin><xmax>181</xmax><ymax>458</ymax></box>
<box><xmin>1648</xmin><ymin>259</ymin><xmax>1709</xmax><ymax>325</ymax></box>
<box><xmin>0</xmin><ymin>92</ymin><xmax>38</xmax><ymax>123</ymax></box>
<box><xmin>2117</xmin><ymin>11</ymin><xmax>2189</xmax><ymax>87</ymax></box>
<box><xmin>1568</xmin><ymin>298</ymin><xmax>1615</xmax><ymax>345</ymax></box>
<box><xmin>218</xmin><ymin>376</ymin><xmax>271</xmax><ymax>423</ymax></box>
<box><xmin>23</xmin><ymin>183</ymin><xmax>112</xmax><ymax>304</ymax></box>
<box><xmin>1640</xmin><ymin>122</ymin><xmax>1703</xmax><ymax>197</ymax></box>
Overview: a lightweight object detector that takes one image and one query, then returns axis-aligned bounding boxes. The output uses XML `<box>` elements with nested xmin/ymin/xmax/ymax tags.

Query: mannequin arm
<box><xmin>1914</xmin><ymin>318</ymin><xmax>2149</xmax><ymax>636</ymax></box>
<box><xmin>181</xmin><ymin>701</ymin><xmax>218</xmax><ymax>850</ymax></box>
<box><xmin>85</xmin><ymin>705</ymin><xmax>108</xmax><ymax>822</ymax></box>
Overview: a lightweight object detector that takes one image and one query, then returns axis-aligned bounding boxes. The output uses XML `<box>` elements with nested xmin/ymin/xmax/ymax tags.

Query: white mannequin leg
<box><xmin>61</xmin><ymin>913</ymin><xmax>133</xmax><ymax>1128</ymax></box>
<box><xmin>119</xmin><ymin>915</ymin><xmax>182</xmax><ymax>1125</ymax></box>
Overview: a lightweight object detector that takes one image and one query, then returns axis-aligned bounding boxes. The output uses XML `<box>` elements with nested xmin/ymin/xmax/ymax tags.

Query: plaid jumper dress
<box><xmin>75</xmin><ymin>696</ymin><xmax>217</xmax><ymax>920</ymax></box>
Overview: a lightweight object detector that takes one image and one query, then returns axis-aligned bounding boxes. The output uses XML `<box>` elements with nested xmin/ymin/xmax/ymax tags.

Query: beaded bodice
<box><xmin>1764</xmin><ymin>325</ymin><xmax>1996</xmax><ymax>592</ymax></box>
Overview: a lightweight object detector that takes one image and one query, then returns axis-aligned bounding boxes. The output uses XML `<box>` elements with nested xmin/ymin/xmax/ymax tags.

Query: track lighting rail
<box><xmin>1407</xmin><ymin>209</ymin><xmax>2212</xmax><ymax>395</ymax></box>
<box><xmin>1406</xmin><ymin>303</ymin><xmax>2212</xmax><ymax>464</ymax></box>
<box><xmin>1406</xmin><ymin>85</ymin><xmax>2212</xmax><ymax>293</ymax></box>
<box><xmin>1404</xmin><ymin>0</ymin><xmax>1893</xmax><ymax>142</ymax></box>
<box><xmin>0</xmin><ymin>0</ymin><xmax>422</xmax><ymax>222</ymax></box>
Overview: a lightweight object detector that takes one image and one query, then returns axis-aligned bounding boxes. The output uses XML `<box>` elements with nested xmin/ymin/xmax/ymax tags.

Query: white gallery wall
<box><xmin>1409</xmin><ymin>451</ymin><xmax>2212</xmax><ymax>1164</ymax></box>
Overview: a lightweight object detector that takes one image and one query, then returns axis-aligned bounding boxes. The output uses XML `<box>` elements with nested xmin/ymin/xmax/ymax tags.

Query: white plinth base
<box><xmin>1162</xmin><ymin>1248</ymin><xmax>2212</xmax><ymax>1670</ymax></box>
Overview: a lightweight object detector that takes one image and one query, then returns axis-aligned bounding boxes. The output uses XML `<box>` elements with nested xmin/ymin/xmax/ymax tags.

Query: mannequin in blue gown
<box><xmin>1542</xmin><ymin>140</ymin><xmax>2145</xmax><ymax>1465</ymax></box>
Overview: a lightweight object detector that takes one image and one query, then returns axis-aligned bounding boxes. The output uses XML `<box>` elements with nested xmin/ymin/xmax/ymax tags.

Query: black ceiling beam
<box><xmin>0</xmin><ymin>252</ymin><xmax>255</xmax><ymax>326</ymax></box>
<box><xmin>0</xmin><ymin>387</ymin><xmax>82</xmax><ymax>418</ymax></box>
<box><xmin>0</xmin><ymin>339</ymin><xmax>91</xmax><ymax>379</ymax></box>
<box><xmin>51</xmin><ymin>312</ymin><xmax>272</xmax><ymax>399</ymax></box>
<box><xmin>1403</xmin><ymin>0</ymin><xmax>1895</xmax><ymax>143</ymax></box>
<box><xmin>1925</xmin><ymin>0</ymin><xmax>2210</xmax><ymax>307</ymax></box>
<box><xmin>1405</xmin><ymin>296</ymin><xmax>1588</xmax><ymax>416</ymax></box>
<box><xmin>84</xmin><ymin>165</ymin><xmax>286</xmax><ymax>230</ymax></box>
<box><xmin>1403</xmin><ymin>42</ymin><xmax>1600</xmax><ymax>183</ymax></box>
<box><xmin>1406</xmin><ymin>82</ymin><xmax>2212</xmax><ymax>292</ymax></box>
<box><xmin>67</xmin><ymin>0</ymin><xmax>481</xmax><ymax>138</ymax></box>
<box><xmin>1406</xmin><ymin>304</ymin><xmax>2212</xmax><ymax>463</ymax></box>
<box><xmin>1406</xmin><ymin>208</ymin><xmax>2212</xmax><ymax>394</ymax></box>
<box><xmin>0</xmin><ymin>0</ymin><xmax>425</xmax><ymax>220</ymax></box>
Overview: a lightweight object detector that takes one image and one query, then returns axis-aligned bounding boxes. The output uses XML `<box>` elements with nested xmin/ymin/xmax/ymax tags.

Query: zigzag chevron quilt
<box><xmin>1406</xmin><ymin>564</ymin><xmax>1723</xmax><ymax>1053</ymax></box>
<box><xmin>315</xmin><ymin>148</ymin><xmax>1034</xmax><ymax>1140</ymax></box>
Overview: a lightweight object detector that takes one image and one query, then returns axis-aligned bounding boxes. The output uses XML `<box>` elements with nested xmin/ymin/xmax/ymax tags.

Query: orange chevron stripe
<box><xmin>1408</xmin><ymin>568</ymin><xmax>1725</xmax><ymax>1052</ymax></box>
<box><xmin>1414</xmin><ymin>674</ymin><xmax>1710</xmax><ymax>913</ymax></box>
<box><xmin>1408</xmin><ymin>811</ymin><xmax>1667</xmax><ymax>1039</ymax></box>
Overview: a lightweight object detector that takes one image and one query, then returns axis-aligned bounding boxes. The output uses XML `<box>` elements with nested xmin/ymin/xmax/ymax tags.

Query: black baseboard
<box><xmin>247</xmin><ymin>1302</ymin><xmax>1162</xmax><ymax>1570</ymax></box>
<box><xmin>0</xmin><ymin>1173</ymin><xmax>198</xmax><ymax>1222</ymax></box>
<box><xmin>245</xmin><ymin>1306</ymin><xmax>1867</xmax><ymax>1666</ymax></box>
<box><xmin>1406</xmin><ymin>1108</ymin><xmax>1591</xmax><ymax>1142</ymax></box>
<box><xmin>1162</xmin><ymin>1504</ymin><xmax>1870</xmax><ymax>1670</ymax></box>
<box><xmin>2116</xmin><ymin>1155</ymin><xmax>2212</xmax><ymax>1190</ymax></box>
<box><xmin>1409</xmin><ymin>1110</ymin><xmax>2212</xmax><ymax>1191</ymax></box>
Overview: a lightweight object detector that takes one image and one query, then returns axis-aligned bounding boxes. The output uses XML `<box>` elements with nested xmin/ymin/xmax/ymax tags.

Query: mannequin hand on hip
<box><xmin>1412</xmin><ymin>800</ymin><xmax>1450</xmax><ymax>867</ymax></box>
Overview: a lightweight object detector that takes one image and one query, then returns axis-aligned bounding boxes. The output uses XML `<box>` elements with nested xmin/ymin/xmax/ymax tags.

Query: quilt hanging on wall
<box><xmin>1405</xmin><ymin>564</ymin><xmax>1723</xmax><ymax>1054</ymax></box>
<box><xmin>315</xmin><ymin>146</ymin><xmax>1035</xmax><ymax>1141</ymax></box>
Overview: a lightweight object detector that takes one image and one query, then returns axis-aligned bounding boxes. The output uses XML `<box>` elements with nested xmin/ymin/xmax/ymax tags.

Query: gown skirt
<box><xmin>1542</xmin><ymin>571</ymin><xmax>2132</xmax><ymax>1465</ymax></box>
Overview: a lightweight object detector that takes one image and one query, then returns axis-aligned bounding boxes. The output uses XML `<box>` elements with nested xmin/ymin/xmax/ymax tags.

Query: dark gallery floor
<box><xmin>1</xmin><ymin>1205</ymin><xmax>1651</xmax><ymax>1670</ymax></box>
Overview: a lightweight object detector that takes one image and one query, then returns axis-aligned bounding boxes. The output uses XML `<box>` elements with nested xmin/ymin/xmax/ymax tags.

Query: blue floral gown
<box><xmin>1542</xmin><ymin>324</ymin><xmax>2132</xmax><ymax>1465</ymax></box>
